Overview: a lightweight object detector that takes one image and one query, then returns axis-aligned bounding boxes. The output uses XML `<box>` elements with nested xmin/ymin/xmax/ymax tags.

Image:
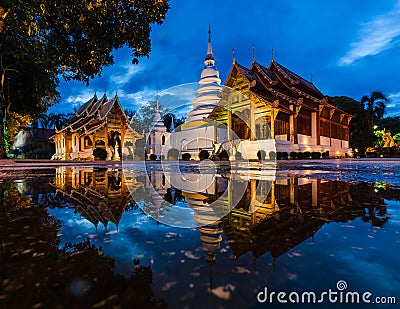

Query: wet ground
<box><xmin>0</xmin><ymin>160</ymin><xmax>399</xmax><ymax>308</ymax></box>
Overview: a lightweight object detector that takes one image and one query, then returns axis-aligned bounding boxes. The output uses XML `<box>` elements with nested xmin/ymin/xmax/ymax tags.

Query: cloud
<box><xmin>65</xmin><ymin>88</ymin><xmax>96</xmax><ymax>105</ymax></box>
<box><xmin>386</xmin><ymin>91</ymin><xmax>400</xmax><ymax>116</ymax></box>
<box><xmin>338</xmin><ymin>2</ymin><xmax>400</xmax><ymax>66</ymax></box>
<box><xmin>110</xmin><ymin>64</ymin><xmax>146</xmax><ymax>86</ymax></box>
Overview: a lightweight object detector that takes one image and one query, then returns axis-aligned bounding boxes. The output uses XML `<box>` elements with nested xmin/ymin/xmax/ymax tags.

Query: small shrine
<box><xmin>51</xmin><ymin>93</ymin><xmax>141</xmax><ymax>160</ymax></box>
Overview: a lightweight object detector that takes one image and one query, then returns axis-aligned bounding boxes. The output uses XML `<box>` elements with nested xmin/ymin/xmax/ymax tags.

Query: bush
<box><xmin>276</xmin><ymin>152</ymin><xmax>282</xmax><ymax>160</ymax></box>
<box><xmin>303</xmin><ymin>151</ymin><xmax>311</xmax><ymax>159</ymax></box>
<box><xmin>182</xmin><ymin>153</ymin><xmax>191</xmax><ymax>161</ymax></box>
<box><xmin>290</xmin><ymin>152</ymin><xmax>297</xmax><ymax>160</ymax></box>
<box><xmin>167</xmin><ymin>148</ymin><xmax>179</xmax><ymax>160</ymax></box>
<box><xmin>281</xmin><ymin>152</ymin><xmax>288</xmax><ymax>160</ymax></box>
<box><xmin>269</xmin><ymin>151</ymin><xmax>276</xmax><ymax>160</ymax></box>
<box><xmin>311</xmin><ymin>152</ymin><xmax>321</xmax><ymax>159</ymax></box>
<box><xmin>199</xmin><ymin>149</ymin><xmax>210</xmax><ymax>161</ymax></box>
<box><xmin>297</xmin><ymin>152</ymin><xmax>304</xmax><ymax>159</ymax></box>
<box><xmin>218</xmin><ymin>150</ymin><xmax>230</xmax><ymax>161</ymax></box>
<box><xmin>257</xmin><ymin>150</ymin><xmax>266</xmax><ymax>160</ymax></box>
<box><xmin>235</xmin><ymin>151</ymin><xmax>243</xmax><ymax>160</ymax></box>
<box><xmin>322</xmin><ymin>151</ymin><xmax>330</xmax><ymax>158</ymax></box>
<box><xmin>93</xmin><ymin>148</ymin><xmax>107</xmax><ymax>160</ymax></box>
<box><xmin>149</xmin><ymin>153</ymin><xmax>157</xmax><ymax>161</ymax></box>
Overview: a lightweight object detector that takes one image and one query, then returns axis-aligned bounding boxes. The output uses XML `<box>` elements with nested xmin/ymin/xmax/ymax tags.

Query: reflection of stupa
<box><xmin>52</xmin><ymin>167</ymin><xmax>142</xmax><ymax>229</ymax></box>
<box><xmin>181</xmin><ymin>174</ymin><xmax>228</xmax><ymax>289</ymax></box>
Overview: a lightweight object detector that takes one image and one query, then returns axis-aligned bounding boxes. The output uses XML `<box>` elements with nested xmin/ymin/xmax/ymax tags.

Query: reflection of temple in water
<box><xmin>52</xmin><ymin>167</ymin><xmax>142</xmax><ymax>229</ymax></box>
<box><xmin>145</xmin><ymin>169</ymin><xmax>389</xmax><ymax>288</ymax></box>
<box><xmin>224</xmin><ymin>177</ymin><xmax>353</xmax><ymax>266</ymax></box>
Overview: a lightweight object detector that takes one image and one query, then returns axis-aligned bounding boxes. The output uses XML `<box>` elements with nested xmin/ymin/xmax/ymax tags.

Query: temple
<box><xmin>209</xmin><ymin>57</ymin><xmax>353</xmax><ymax>158</ymax></box>
<box><xmin>51</xmin><ymin>93</ymin><xmax>141</xmax><ymax>160</ymax></box>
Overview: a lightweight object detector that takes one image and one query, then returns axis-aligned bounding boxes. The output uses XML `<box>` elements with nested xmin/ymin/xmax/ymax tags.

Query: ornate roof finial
<box><xmin>207</xmin><ymin>24</ymin><xmax>213</xmax><ymax>56</ymax></box>
<box><xmin>232</xmin><ymin>47</ymin><xmax>235</xmax><ymax>64</ymax></box>
<box><xmin>271</xmin><ymin>46</ymin><xmax>275</xmax><ymax>62</ymax></box>
<box><xmin>252</xmin><ymin>45</ymin><xmax>255</xmax><ymax>63</ymax></box>
<box><xmin>155</xmin><ymin>94</ymin><xmax>159</xmax><ymax>112</ymax></box>
<box><xmin>205</xmin><ymin>24</ymin><xmax>215</xmax><ymax>66</ymax></box>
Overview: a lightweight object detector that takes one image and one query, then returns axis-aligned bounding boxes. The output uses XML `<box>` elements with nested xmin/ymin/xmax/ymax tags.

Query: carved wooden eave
<box><xmin>272</xmin><ymin>62</ymin><xmax>300</xmax><ymax>85</ymax></box>
<box><xmin>295</xmin><ymin>105</ymin><xmax>302</xmax><ymax>116</ymax></box>
<box><xmin>253</xmin><ymin>62</ymin><xmax>278</xmax><ymax>85</ymax></box>
<box><xmin>291</xmin><ymin>87</ymin><xmax>320</xmax><ymax>103</ymax></box>
<box><xmin>319</xmin><ymin>104</ymin><xmax>324</xmax><ymax>115</ymax></box>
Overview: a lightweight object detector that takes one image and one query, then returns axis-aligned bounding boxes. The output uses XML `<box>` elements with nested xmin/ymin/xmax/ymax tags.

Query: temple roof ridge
<box><xmin>269</xmin><ymin>60</ymin><xmax>323</xmax><ymax>98</ymax></box>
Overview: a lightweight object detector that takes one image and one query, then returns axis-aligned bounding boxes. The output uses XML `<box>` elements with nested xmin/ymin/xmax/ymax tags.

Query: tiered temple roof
<box><xmin>224</xmin><ymin>59</ymin><xmax>351</xmax><ymax>116</ymax></box>
<box><xmin>54</xmin><ymin>93</ymin><xmax>135</xmax><ymax>137</ymax></box>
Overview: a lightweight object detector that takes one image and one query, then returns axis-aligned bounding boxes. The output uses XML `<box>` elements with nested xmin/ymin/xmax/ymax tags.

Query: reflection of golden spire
<box><xmin>271</xmin><ymin>46</ymin><xmax>275</xmax><ymax>62</ymax></box>
<box><xmin>206</xmin><ymin>254</ymin><xmax>216</xmax><ymax>290</ymax></box>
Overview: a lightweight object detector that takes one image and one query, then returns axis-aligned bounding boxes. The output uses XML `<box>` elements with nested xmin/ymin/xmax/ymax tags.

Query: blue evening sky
<box><xmin>49</xmin><ymin>0</ymin><xmax>400</xmax><ymax>117</ymax></box>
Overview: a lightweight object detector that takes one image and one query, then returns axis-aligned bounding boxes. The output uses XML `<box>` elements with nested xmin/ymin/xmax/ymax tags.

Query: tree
<box><xmin>378</xmin><ymin>116</ymin><xmax>400</xmax><ymax>135</ymax></box>
<box><xmin>330</xmin><ymin>93</ymin><xmax>390</xmax><ymax>155</ymax></box>
<box><xmin>361</xmin><ymin>91</ymin><xmax>388</xmax><ymax>132</ymax></box>
<box><xmin>162</xmin><ymin>112</ymin><xmax>186</xmax><ymax>132</ymax></box>
<box><xmin>0</xmin><ymin>0</ymin><xmax>170</xmax><ymax>158</ymax></box>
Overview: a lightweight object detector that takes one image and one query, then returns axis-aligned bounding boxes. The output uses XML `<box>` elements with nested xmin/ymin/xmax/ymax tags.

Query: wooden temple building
<box><xmin>209</xmin><ymin>58</ymin><xmax>354</xmax><ymax>158</ymax></box>
<box><xmin>51</xmin><ymin>93</ymin><xmax>141</xmax><ymax>160</ymax></box>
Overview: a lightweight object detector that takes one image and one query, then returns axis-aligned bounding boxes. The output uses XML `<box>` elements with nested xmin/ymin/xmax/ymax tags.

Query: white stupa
<box><xmin>185</xmin><ymin>25</ymin><xmax>222</xmax><ymax>123</ymax></box>
<box><xmin>146</xmin><ymin>96</ymin><xmax>170</xmax><ymax>159</ymax></box>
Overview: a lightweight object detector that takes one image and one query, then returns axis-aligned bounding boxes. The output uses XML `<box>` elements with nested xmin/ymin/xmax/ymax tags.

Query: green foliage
<box><xmin>0</xmin><ymin>1</ymin><xmax>169</xmax><ymax>157</ymax></box>
<box><xmin>182</xmin><ymin>153</ymin><xmax>191</xmax><ymax>161</ymax></box>
<box><xmin>130</xmin><ymin>99</ymin><xmax>169</xmax><ymax>134</ymax></box>
<box><xmin>4</xmin><ymin>127</ymin><xmax>10</xmax><ymax>157</ymax></box>
<box><xmin>374</xmin><ymin>129</ymin><xmax>386</xmax><ymax>147</ymax></box>
<box><xmin>393</xmin><ymin>133</ymin><xmax>400</xmax><ymax>143</ymax></box>
<box><xmin>378</xmin><ymin>116</ymin><xmax>400</xmax><ymax>135</ymax></box>
<box><xmin>163</xmin><ymin>112</ymin><xmax>186</xmax><ymax>132</ymax></box>
<box><xmin>329</xmin><ymin>92</ymin><xmax>389</xmax><ymax>155</ymax></box>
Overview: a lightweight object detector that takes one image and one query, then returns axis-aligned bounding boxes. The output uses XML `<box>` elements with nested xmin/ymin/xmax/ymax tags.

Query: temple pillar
<box><xmin>311</xmin><ymin>112</ymin><xmax>317</xmax><ymax>146</ymax></box>
<box><xmin>270</xmin><ymin>108</ymin><xmax>275</xmax><ymax>139</ymax></box>
<box><xmin>227</xmin><ymin>95</ymin><xmax>232</xmax><ymax>141</ymax></box>
<box><xmin>312</xmin><ymin>180</ymin><xmax>318</xmax><ymax>207</ymax></box>
<box><xmin>250</xmin><ymin>102</ymin><xmax>256</xmax><ymax>141</ymax></box>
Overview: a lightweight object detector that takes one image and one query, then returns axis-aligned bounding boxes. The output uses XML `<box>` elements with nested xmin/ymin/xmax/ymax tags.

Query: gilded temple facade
<box><xmin>209</xmin><ymin>59</ymin><xmax>353</xmax><ymax>158</ymax></box>
<box><xmin>51</xmin><ymin>94</ymin><xmax>141</xmax><ymax>160</ymax></box>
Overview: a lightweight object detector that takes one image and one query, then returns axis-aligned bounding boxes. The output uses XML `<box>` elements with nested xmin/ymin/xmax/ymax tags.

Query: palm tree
<box><xmin>361</xmin><ymin>91</ymin><xmax>388</xmax><ymax>131</ymax></box>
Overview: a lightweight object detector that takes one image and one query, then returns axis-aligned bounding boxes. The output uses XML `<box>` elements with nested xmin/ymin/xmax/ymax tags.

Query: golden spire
<box><xmin>252</xmin><ymin>45</ymin><xmax>255</xmax><ymax>62</ymax></box>
<box><xmin>271</xmin><ymin>46</ymin><xmax>275</xmax><ymax>62</ymax></box>
<box><xmin>232</xmin><ymin>47</ymin><xmax>235</xmax><ymax>64</ymax></box>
